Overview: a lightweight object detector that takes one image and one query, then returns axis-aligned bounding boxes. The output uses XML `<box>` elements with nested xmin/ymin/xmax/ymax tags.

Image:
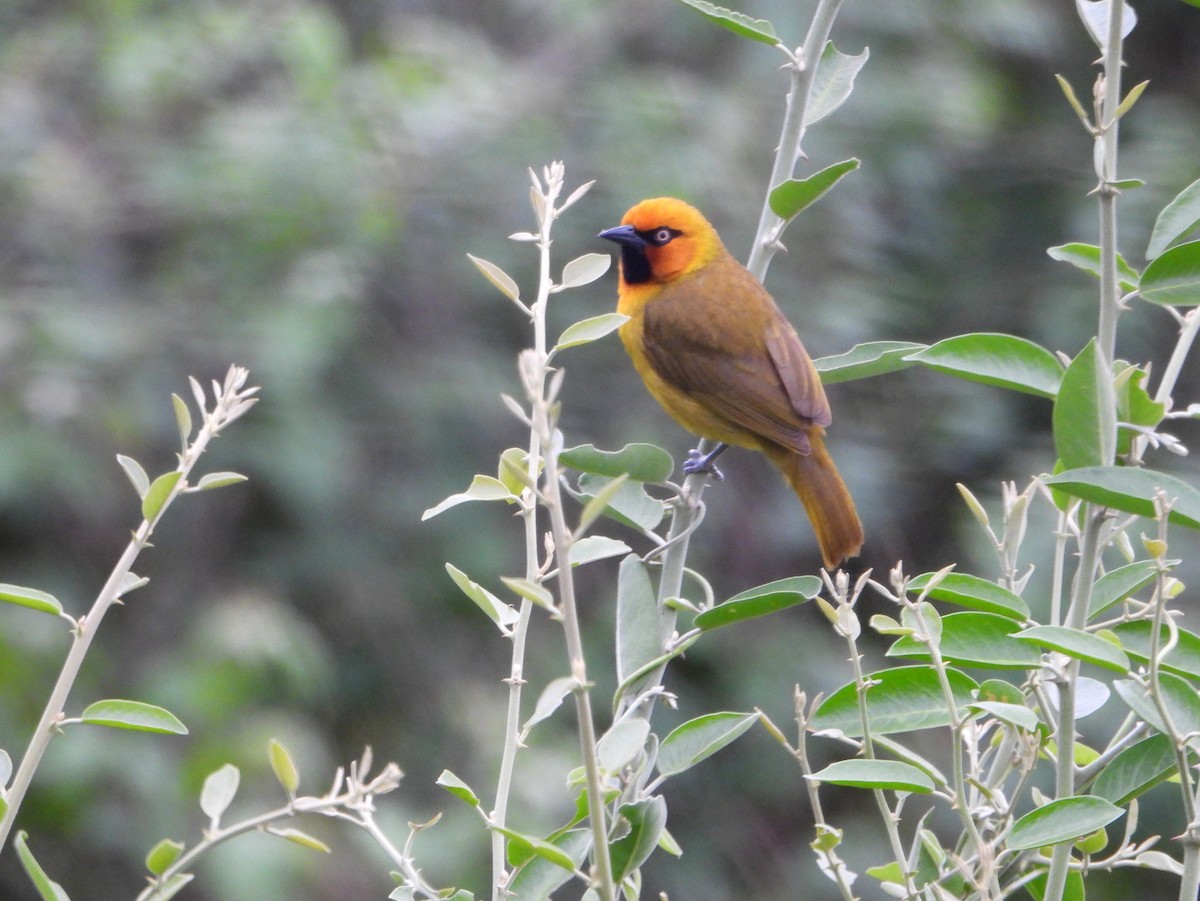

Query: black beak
<box><xmin>598</xmin><ymin>224</ymin><xmax>646</xmax><ymax>248</ymax></box>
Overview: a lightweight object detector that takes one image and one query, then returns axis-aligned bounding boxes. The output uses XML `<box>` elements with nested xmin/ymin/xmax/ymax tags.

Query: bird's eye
<box><xmin>652</xmin><ymin>227</ymin><xmax>675</xmax><ymax>245</ymax></box>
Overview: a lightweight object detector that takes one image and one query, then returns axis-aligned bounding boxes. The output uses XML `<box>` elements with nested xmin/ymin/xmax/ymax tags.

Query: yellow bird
<box><xmin>600</xmin><ymin>197</ymin><xmax>862</xmax><ymax>568</ymax></box>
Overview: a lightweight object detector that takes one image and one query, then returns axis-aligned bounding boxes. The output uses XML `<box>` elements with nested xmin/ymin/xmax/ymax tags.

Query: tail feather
<box><xmin>764</xmin><ymin>433</ymin><xmax>863</xmax><ymax>569</ymax></box>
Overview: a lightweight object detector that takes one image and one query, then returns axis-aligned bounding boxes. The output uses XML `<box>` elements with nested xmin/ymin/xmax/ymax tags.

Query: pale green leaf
<box><xmin>554</xmin><ymin>313</ymin><xmax>627</xmax><ymax>352</ymax></box>
<box><xmin>672</xmin><ymin>0</ymin><xmax>778</xmax><ymax>45</ymax></box>
<box><xmin>1147</xmin><ymin>177</ymin><xmax>1200</xmax><ymax>259</ymax></box>
<box><xmin>1009</xmin><ymin>795</ymin><xmax>1123</xmax><ymax>849</ymax></box>
<box><xmin>117</xmin><ymin>454</ymin><xmax>151</xmax><ymax>498</ymax></box>
<box><xmin>81</xmin><ymin>699</ymin><xmax>188</xmax><ymax>735</ymax></box>
<box><xmin>142</xmin><ymin>471</ymin><xmax>182</xmax><ymax>521</ymax></box>
<box><xmin>422</xmin><ymin>475</ymin><xmax>515</xmax><ymax>520</ymax></box>
<box><xmin>0</xmin><ymin>584</ymin><xmax>64</xmax><ymax>617</ymax></box>
<box><xmin>268</xmin><ymin>738</ymin><xmax>300</xmax><ymax>795</ymax></box>
<box><xmin>657</xmin><ymin>711</ymin><xmax>759</xmax><ymax>776</ymax></box>
<box><xmin>806</xmin><ymin>42</ymin><xmax>870</xmax><ymax>127</ymax></box>
<box><xmin>557</xmin><ymin>253</ymin><xmax>611</xmax><ymax>291</ymax></box>
<box><xmin>200</xmin><ymin>764</ymin><xmax>240</xmax><ymax>823</ymax></box>
<box><xmin>809</xmin><ymin>759</ymin><xmax>934</xmax><ymax>793</ymax></box>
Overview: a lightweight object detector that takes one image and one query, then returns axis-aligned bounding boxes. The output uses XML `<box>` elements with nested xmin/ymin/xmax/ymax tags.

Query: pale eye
<box><xmin>653</xmin><ymin>228</ymin><xmax>674</xmax><ymax>245</ymax></box>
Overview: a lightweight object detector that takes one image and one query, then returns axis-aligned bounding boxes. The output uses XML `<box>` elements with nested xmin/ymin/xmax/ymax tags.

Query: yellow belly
<box><xmin>618</xmin><ymin>314</ymin><xmax>766</xmax><ymax>451</ymax></box>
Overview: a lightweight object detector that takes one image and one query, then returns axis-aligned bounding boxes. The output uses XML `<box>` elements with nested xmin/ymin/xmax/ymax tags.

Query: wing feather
<box><xmin>641</xmin><ymin>262</ymin><xmax>830</xmax><ymax>454</ymax></box>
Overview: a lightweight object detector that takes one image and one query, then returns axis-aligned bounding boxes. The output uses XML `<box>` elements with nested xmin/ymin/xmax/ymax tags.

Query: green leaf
<box><xmin>524</xmin><ymin>676</ymin><xmax>575</xmax><ymax>732</ymax></box>
<box><xmin>597</xmin><ymin>719</ymin><xmax>651</xmax><ymax>774</ymax></box>
<box><xmin>886</xmin><ymin>612</ymin><xmax>1042</xmax><ymax>669</ymax></box>
<box><xmin>498</xmin><ymin>447</ymin><xmax>536</xmax><ymax>495</ymax></box>
<box><xmin>1115</xmin><ymin>366</ymin><xmax>1167</xmax><ymax>457</ymax></box>
<box><xmin>507</xmin><ymin>830</ymin><xmax>591</xmax><ymax>900</ymax></box>
<box><xmin>554</xmin><ymin>313</ymin><xmax>626</xmax><ymax>351</ymax></box>
<box><xmin>657</xmin><ymin>711</ymin><xmax>760</xmax><ymax>776</ymax></box>
<box><xmin>467</xmin><ymin>254</ymin><xmax>521</xmax><ymax>305</ymax></box>
<box><xmin>906</xmin><ymin>333</ymin><xmax>1064</xmax><ymax>398</ymax></box>
<box><xmin>1014</xmin><ymin>625</ymin><xmax>1130</xmax><ymax>672</ymax></box>
<box><xmin>141</xmin><ymin>471</ymin><xmax>182</xmax><ymax>521</ymax></box>
<box><xmin>808</xmin><ymin>759</ymin><xmax>934</xmax><ymax>793</ymax></box>
<box><xmin>1114</xmin><ymin>673</ymin><xmax>1200</xmax><ymax>738</ymax></box>
<box><xmin>577</xmin><ymin>473</ymin><xmax>665</xmax><ymax>532</ymax></box>
<box><xmin>1093</xmin><ymin>734</ymin><xmax>1192</xmax><ymax>805</ymax></box>
<box><xmin>1046</xmin><ymin>243</ymin><xmax>1139</xmax><ymax>292</ymax></box>
<box><xmin>0</xmin><ymin>584</ymin><xmax>64</xmax><ymax>617</ymax></box>
<box><xmin>1147</xmin><ymin>176</ymin><xmax>1200</xmax><ymax>259</ymax></box>
<box><xmin>268</xmin><ymin>738</ymin><xmax>300</xmax><ymax>795</ymax></box>
<box><xmin>694</xmin><ymin>575</ymin><xmax>820</xmax><ymax>630</ymax></box>
<box><xmin>568</xmin><ymin>535</ymin><xmax>631</xmax><ymax>566</ymax></box>
<box><xmin>146</xmin><ymin>839</ymin><xmax>185</xmax><ymax>876</ymax></box>
<box><xmin>14</xmin><ymin>832</ymin><xmax>70</xmax><ymax>901</ymax></box>
<box><xmin>814</xmin><ymin>341</ymin><xmax>927</xmax><ymax>384</ymax></box>
<box><xmin>171</xmin><ymin>393</ymin><xmax>192</xmax><ymax>446</ymax></box>
<box><xmin>616</xmin><ymin>555</ymin><xmax>661</xmax><ymax>686</ymax></box>
<box><xmin>195</xmin><ymin>472</ymin><xmax>249</xmax><ymax>491</ymax></box>
<box><xmin>437</xmin><ymin>769</ymin><xmax>480</xmax><ymax>808</ymax></box>
<box><xmin>1089</xmin><ymin>560</ymin><xmax>1161</xmax><ymax>617</ymax></box>
<box><xmin>501</xmin><ymin>577</ymin><xmax>555</xmax><ymax>612</ymax></box>
<box><xmin>445</xmin><ymin>563</ymin><xmax>519</xmax><ymax>630</ymax></box>
<box><xmin>1113</xmin><ymin>621</ymin><xmax>1200</xmax><ymax>679</ymax></box>
<box><xmin>117</xmin><ymin>453</ymin><xmax>151</xmax><ymax>498</ymax></box>
<box><xmin>1043</xmin><ymin>466</ymin><xmax>1200</xmax><ymax>529</ymax></box>
<box><xmin>80</xmin><ymin>700</ymin><xmax>187</xmax><ymax>735</ymax></box>
<box><xmin>560</xmin><ymin>443</ymin><xmax>674</xmax><ymax>483</ymax></box>
<box><xmin>200</xmin><ymin>764</ymin><xmax>240</xmax><ymax>824</ymax></box>
<box><xmin>268</xmin><ymin>827</ymin><xmax>331</xmax><ymax>853</ymax></box>
<box><xmin>768</xmin><ymin>159</ymin><xmax>860</xmax><ymax>221</ymax></box>
<box><xmin>1008</xmin><ymin>796</ymin><xmax>1123</xmax><ymax>850</ymax></box>
<box><xmin>806</xmin><ymin>42</ymin><xmax>870</xmax><ymax>127</ymax></box>
<box><xmin>976</xmin><ymin>678</ymin><xmax>1026</xmax><ymax>705</ymax></box>
<box><xmin>609</xmin><ymin>797</ymin><xmax>667</xmax><ymax>883</ymax></box>
<box><xmin>1054</xmin><ymin>338</ymin><xmax>1116</xmax><ymax>469</ymax></box>
<box><xmin>1140</xmin><ymin>240</ymin><xmax>1200</xmax><ymax>305</ymax></box>
<box><xmin>557</xmin><ymin>253</ymin><xmax>611</xmax><ymax>291</ymax></box>
<box><xmin>810</xmin><ymin>666</ymin><xmax>978</xmax><ymax>737</ymax></box>
<box><xmin>968</xmin><ymin>701</ymin><xmax>1040</xmax><ymax>732</ymax></box>
<box><xmin>576</xmin><ymin>473</ymin><xmax>631</xmax><ymax>534</ymax></box>
<box><xmin>906</xmin><ymin>572</ymin><xmax>1030</xmax><ymax>620</ymax></box>
<box><xmin>494</xmin><ymin>825</ymin><xmax>577</xmax><ymax>872</ymax></box>
<box><xmin>672</xmin><ymin>0</ymin><xmax>778</xmax><ymax>45</ymax></box>
<box><xmin>421</xmin><ymin>475</ymin><xmax>515</xmax><ymax>520</ymax></box>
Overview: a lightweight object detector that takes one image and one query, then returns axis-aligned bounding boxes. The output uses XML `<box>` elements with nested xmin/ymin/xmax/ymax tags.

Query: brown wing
<box><xmin>641</xmin><ymin>259</ymin><xmax>831</xmax><ymax>452</ymax></box>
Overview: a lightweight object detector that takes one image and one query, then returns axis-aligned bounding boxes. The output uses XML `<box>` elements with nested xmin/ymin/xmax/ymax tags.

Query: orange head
<box><xmin>598</xmin><ymin>197</ymin><xmax>725</xmax><ymax>286</ymax></box>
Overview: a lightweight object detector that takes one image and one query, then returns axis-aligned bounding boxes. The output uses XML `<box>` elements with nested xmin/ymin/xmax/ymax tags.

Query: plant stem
<box><xmin>541</xmin><ymin>432</ymin><xmax>614</xmax><ymax>900</ymax></box>
<box><xmin>746</xmin><ymin>0</ymin><xmax>845</xmax><ymax>278</ymax></box>
<box><xmin>0</xmin><ymin>530</ymin><xmax>146</xmax><ymax>854</ymax></box>
<box><xmin>0</xmin><ymin>370</ymin><xmax>255</xmax><ymax>854</ymax></box>
<box><xmin>489</xmin><ymin>169</ymin><xmax>558</xmax><ymax>900</ymax></box>
<box><xmin>910</xmin><ymin>601</ymin><xmax>1001</xmax><ymax>897</ymax></box>
<box><xmin>1095</xmin><ymin>0</ymin><xmax>1126</xmax><ymax>365</ymax></box>
<box><xmin>518</xmin><ymin>166</ymin><xmax>615</xmax><ymax>901</ymax></box>
<box><xmin>1043</xmin><ymin>512</ymin><xmax>1104</xmax><ymax>901</ymax></box>
<box><xmin>842</xmin><ymin>623</ymin><xmax>918</xmax><ymax>897</ymax></box>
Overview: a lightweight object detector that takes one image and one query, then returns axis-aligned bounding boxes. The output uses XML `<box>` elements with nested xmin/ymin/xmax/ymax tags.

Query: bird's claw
<box><xmin>683</xmin><ymin>447</ymin><xmax>725</xmax><ymax>481</ymax></box>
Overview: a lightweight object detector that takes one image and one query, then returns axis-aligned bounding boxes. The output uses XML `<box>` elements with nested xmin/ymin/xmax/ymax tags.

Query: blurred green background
<box><xmin>1</xmin><ymin>0</ymin><xmax>1199</xmax><ymax>898</ymax></box>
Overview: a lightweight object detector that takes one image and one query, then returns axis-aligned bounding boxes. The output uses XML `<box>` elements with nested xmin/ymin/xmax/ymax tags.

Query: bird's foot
<box><xmin>683</xmin><ymin>443</ymin><xmax>729</xmax><ymax>480</ymax></box>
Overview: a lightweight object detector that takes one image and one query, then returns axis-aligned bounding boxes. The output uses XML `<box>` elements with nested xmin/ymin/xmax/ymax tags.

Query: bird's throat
<box><xmin>620</xmin><ymin>245</ymin><xmax>653</xmax><ymax>285</ymax></box>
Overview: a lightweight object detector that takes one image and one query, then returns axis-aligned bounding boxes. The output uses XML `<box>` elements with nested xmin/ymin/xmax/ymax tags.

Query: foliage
<box><xmin>3</xmin><ymin>0</ymin><xmax>1200</xmax><ymax>900</ymax></box>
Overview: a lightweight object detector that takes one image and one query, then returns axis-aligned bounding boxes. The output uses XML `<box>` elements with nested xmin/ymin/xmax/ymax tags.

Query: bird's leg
<box><xmin>683</xmin><ymin>442</ymin><xmax>729</xmax><ymax>480</ymax></box>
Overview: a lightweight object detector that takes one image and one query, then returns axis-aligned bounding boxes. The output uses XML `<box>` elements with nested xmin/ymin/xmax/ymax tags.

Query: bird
<box><xmin>598</xmin><ymin>197</ymin><xmax>863</xmax><ymax>569</ymax></box>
